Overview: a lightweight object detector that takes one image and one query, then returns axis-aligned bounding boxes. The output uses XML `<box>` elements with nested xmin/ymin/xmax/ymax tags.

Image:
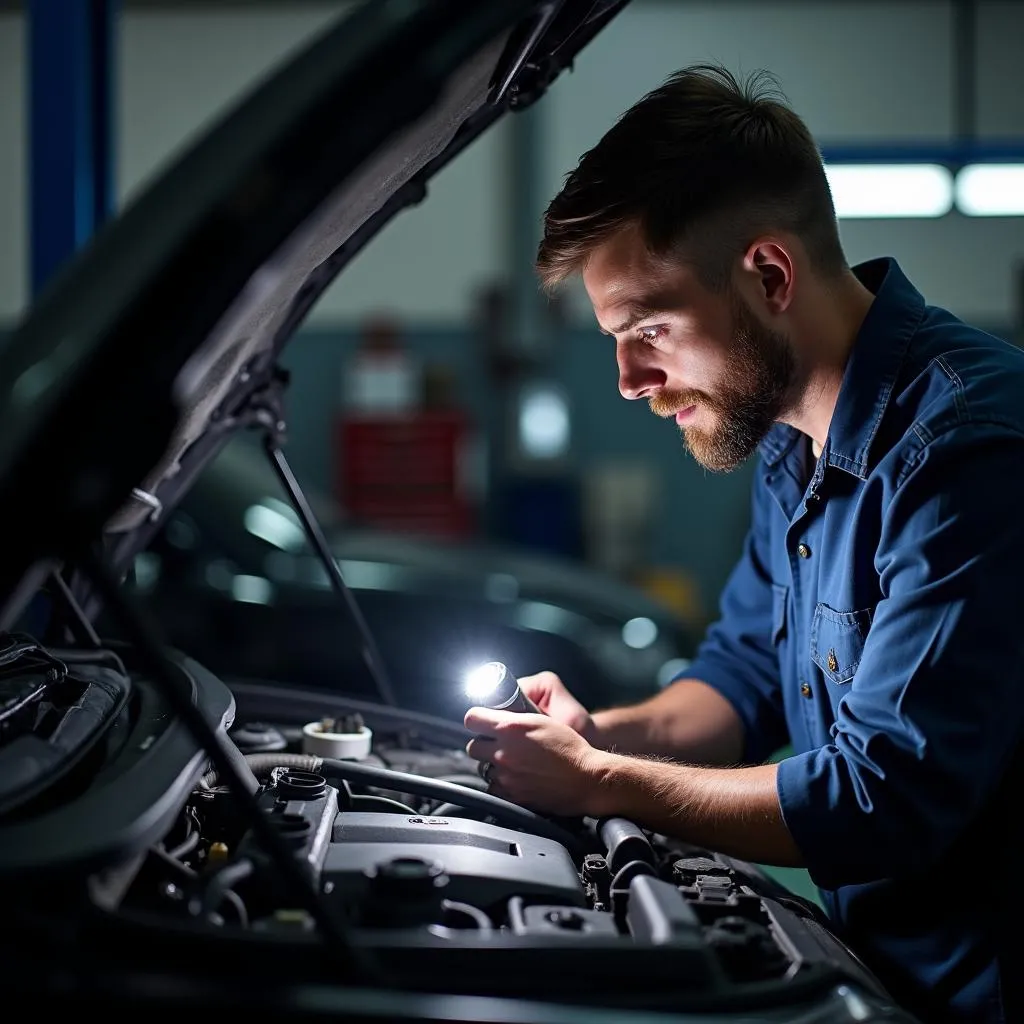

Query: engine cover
<box><xmin>325</xmin><ymin>812</ymin><xmax>585</xmax><ymax>909</ymax></box>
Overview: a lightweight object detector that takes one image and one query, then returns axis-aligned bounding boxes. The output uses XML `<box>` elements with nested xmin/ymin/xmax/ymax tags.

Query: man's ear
<box><xmin>741</xmin><ymin>239</ymin><xmax>795</xmax><ymax>315</ymax></box>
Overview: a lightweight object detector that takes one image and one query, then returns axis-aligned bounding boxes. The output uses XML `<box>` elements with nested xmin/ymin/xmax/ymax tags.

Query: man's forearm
<box><xmin>590</xmin><ymin>677</ymin><xmax>746</xmax><ymax>766</ymax></box>
<box><xmin>588</xmin><ymin>754</ymin><xmax>803</xmax><ymax>867</ymax></box>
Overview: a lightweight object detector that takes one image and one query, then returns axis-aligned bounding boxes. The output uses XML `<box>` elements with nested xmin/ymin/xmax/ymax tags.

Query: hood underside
<box><xmin>0</xmin><ymin>0</ymin><xmax>630</xmax><ymax>628</ymax></box>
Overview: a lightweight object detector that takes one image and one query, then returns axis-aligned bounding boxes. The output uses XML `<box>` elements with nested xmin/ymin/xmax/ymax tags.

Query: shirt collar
<box><xmin>758</xmin><ymin>257</ymin><xmax>925</xmax><ymax>479</ymax></box>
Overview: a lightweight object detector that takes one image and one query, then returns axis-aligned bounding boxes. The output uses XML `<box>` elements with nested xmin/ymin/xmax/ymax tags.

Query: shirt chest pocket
<box><xmin>810</xmin><ymin>603</ymin><xmax>874</xmax><ymax>684</ymax></box>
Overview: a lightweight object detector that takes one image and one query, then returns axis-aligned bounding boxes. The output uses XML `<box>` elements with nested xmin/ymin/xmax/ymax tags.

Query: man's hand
<box><xmin>464</xmin><ymin>705</ymin><xmax>609</xmax><ymax>816</ymax></box>
<box><xmin>464</xmin><ymin>705</ymin><xmax>802</xmax><ymax>867</ymax></box>
<box><xmin>516</xmin><ymin>671</ymin><xmax>597</xmax><ymax>743</ymax></box>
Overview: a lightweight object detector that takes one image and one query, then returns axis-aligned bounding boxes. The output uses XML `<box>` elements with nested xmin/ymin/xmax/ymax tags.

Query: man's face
<box><xmin>583</xmin><ymin>224</ymin><xmax>796</xmax><ymax>472</ymax></box>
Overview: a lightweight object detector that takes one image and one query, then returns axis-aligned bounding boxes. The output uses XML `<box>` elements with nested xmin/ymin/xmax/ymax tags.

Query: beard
<box><xmin>648</xmin><ymin>296</ymin><xmax>796</xmax><ymax>473</ymax></box>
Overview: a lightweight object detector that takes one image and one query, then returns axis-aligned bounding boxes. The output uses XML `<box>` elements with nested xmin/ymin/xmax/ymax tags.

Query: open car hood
<box><xmin>0</xmin><ymin>0</ymin><xmax>631</xmax><ymax>627</ymax></box>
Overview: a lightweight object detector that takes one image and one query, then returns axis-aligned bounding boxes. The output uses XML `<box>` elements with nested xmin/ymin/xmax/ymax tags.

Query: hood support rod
<box><xmin>48</xmin><ymin>568</ymin><xmax>102</xmax><ymax>649</ymax></box>
<box><xmin>258</xmin><ymin>416</ymin><xmax>397</xmax><ymax>708</ymax></box>
<box><xmin>78</xmin><ymin>546</ymin><xmax>381</xmax><ymax>979</ymax></box>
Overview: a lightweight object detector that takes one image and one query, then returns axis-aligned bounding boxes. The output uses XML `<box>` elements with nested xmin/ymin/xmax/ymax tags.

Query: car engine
<box><xmin>0</xmin><ymin>643</ymin><xmax>893</xmax><ymax>1019</ymax></box>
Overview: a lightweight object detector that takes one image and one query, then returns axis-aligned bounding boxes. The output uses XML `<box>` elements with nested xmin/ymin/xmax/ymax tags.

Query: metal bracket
<box><xmin>488</xmin><ymin>1</ymin><xmax>565</xmax><ymax>109</ymax></box>
<box><xmin>130</xmin><ymin>487</ymin><xmax>163</xmax><ymax>522</ymax></box>
<box><xmin>242</xmin><ymin>367</ymin><xmax>290</xmax><ymax>447</ymax></box>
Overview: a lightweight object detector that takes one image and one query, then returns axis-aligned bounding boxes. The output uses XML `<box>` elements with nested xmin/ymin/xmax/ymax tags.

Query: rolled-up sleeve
<box><xmin>777</xmin><ymin>425</ymin><xmax>1024</xmax><ymax>890</ymax></box>
<box><xmin>682</xmin><ymin>470</ymin><xmax>788</xmax><ymax>764</ymax></box>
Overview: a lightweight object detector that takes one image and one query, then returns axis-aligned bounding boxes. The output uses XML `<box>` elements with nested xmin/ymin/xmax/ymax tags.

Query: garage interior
<box><xmin>2</xmin><ymin>0</ymin><xmax>1023</xmax><ymax>941</ymax></box>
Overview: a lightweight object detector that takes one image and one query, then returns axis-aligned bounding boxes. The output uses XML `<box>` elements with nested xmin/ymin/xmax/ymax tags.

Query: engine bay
<box><xmin>179</xmin><ymin>750</ymin><xmax>811</xmax><ymax>993</ymax></box>
<box><xmin>0</xmin><ymin>643</ymin><xmax>897</xmax><ymax>1019</ymax></box>
<box><xmin>0</xmin><ymin>640</ymin><xmax>890</xmax><ymax>1017</ymax></box>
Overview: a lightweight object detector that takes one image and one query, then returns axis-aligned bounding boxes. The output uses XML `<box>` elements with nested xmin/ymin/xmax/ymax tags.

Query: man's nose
<box><xmin>617</xmin><ymin>341</ymin><xmax>667</xmax><ymax>400</ymax></box>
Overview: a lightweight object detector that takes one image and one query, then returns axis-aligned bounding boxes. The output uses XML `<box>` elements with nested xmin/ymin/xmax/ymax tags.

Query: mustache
<box><xmin>648</xmin><ymin>389</ymin><xmax>710</xmax><ymax>418</ymax></box>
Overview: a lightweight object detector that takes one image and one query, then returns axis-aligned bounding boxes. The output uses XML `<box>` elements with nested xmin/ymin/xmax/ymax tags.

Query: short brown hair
<box><xmin>536</xmin><ymin>65</ymin><xmax>846</xmax><ymax>292</ymax></box>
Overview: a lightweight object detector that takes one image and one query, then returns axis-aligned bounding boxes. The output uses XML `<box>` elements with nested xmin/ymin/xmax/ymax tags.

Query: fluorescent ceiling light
<box><xmin>956</xmin><ymin>164</ymin><xmax>1024</xmax><ymax>216</ymax></box>
<box><xmin>824</xmin><ymin>163</ymin><xmax>953</xmax><ymax>218</ymax></box>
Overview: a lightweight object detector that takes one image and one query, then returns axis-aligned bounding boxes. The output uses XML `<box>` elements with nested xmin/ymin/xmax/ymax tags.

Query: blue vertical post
<box><xmin>27</xmin><ymin>0</ymin><xmax>117</xmax><ymax>296</ymax></box>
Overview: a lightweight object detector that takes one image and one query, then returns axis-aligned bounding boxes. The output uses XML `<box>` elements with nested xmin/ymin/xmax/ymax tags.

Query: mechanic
<box><xmin>465</xmin><ymin>66</ymin><xmax>1024</xmax><ymax>1024</ymax></box>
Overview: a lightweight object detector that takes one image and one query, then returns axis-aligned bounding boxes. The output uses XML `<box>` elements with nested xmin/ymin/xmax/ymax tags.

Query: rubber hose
<box><xmin>599</xmin><ymin>817</ymin><xmax>654</xmax><ymax>874</ymax></box>
<box><xmin>212</xmin><ymin>754</ymin><xmax>580</xmax><ymax>851</ymax></box>
<box><xmin>431</xmin><ymin>802</ymin><xmax>477</xmax><ymax>818</ymax></box>
<box><xmin>610</xmin><ymin>858</ymin><xmax>656</xmax><ymax>893</ymax></box>
<box><xmin>436</xmin><ymin>774</ymin><xmax>489</xmax><ymax>791</ymax></box>
<box><xmin>196</xmin><ymin>858</ymin><xmax>255</xmax><ymax>919</ymax></box>
<box><xmin>203</xmin><ymin>752</ymin><xmax>319</xmax><ymax>787</ymax></box>
<box><xmin>350</xmin><ymin>795</ymin><xmax>418</xmax><ymax>815</ymax></box>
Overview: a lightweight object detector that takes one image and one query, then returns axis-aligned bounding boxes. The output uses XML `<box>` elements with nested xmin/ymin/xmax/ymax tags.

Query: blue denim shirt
<box><xmin>686</xmin><ymin>258</ymin><xmax>1024</xmax><ymax>1023</ymax></box>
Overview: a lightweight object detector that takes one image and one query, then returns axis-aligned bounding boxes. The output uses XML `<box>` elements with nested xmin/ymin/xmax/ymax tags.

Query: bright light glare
<box><xmin>622</xmin><ymin>616</ymin><xmax>659</xmax><ymax>650</ymax></box>
<box><xmin>824</xmin><ymin>164</ymin><xmax>953</xmax><ymax>218</ymax></box>
<box><xmin>956</xmin><ymin>164</ymin><xmax>1024</xmax><ymax>216</ymax></box>
<box><xmin>132</xmin><ymin>552</ymin><xmax>162</xmax><ymax>592</ymax></box>
<box><xmin>231</xmin><ymin>574</ymin><xmax>274</xmax><ymax>605</ymax></box>
<box><xmin>244</xmin><ymin>502</ymin><xmax>306</xmax><ymax>551</ymax></box>
<box><xmin>518</xmin><ymin>386</ymin><xmax>570</xmax><ymax>459</ymax></box>
<box><xmin>465</xmin><ymin>662</ymin><xmax>504</xmax><ymax>700</ymax></box>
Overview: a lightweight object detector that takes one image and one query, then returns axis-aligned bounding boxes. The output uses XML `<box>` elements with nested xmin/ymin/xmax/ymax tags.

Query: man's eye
<box><xmin>637</xmin><ymin>326</ymin><xmax>664</xmax><ymax>345</ymax></box>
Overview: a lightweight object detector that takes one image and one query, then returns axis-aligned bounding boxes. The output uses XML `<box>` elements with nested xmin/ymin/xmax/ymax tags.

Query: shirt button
<box><xmin>800</xmin><ymin>681</ymin><xmax>812</xmax><ymax>698</ymax></box>
<box><xmin>797</xmin><ymin>543</ymin><xmax>812</xmax><ymax>559</ymax></box>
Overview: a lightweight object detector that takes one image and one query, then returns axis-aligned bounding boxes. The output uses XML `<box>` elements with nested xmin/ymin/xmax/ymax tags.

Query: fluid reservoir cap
<box><xmin>302</xmin><ymin>719</ymin><xmax>372</xmax><ymax>760</ymax></box>
<box><xmin>368</xmin><ymin>857</ymin><xmax>449</xmax><ymax>901</ymax></box>
<box><xmin>273</xmin><ymin>768</ymin><xmax>327</xmax><ymax>800</ymax></box>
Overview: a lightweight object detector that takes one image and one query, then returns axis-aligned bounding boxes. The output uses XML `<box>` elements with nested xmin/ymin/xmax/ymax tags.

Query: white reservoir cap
<box><xmin>301</xmin><ymin>720</ymin><xmax>373</xmax><ymax>760</ymax></box>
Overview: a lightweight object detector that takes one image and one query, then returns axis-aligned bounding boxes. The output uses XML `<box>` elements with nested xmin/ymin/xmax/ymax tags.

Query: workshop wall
<box><xmin>277</xmin><ymin>325</ymin><xmax>758</xmax><ymax>623</ymax></box>
<box><xmin>1</xmin><ymin>2</ymin><xmax>1022</xmax><ymax>326</ymax></box>
<box><xmin>133</xmin><ymin>0</ymin><xmax>1024</xmax><ymax>328</ymax></box>
<box><xmin>544</xmin><ymin>0</ymin><xmax>1024</xmax><ymax>328</ymax></box>
<box><xmin>117</xmin><ymin>5</ymin><xmax>341</xmax><ymax>204</ymax></box>
<box><xmin>115</xmin><ymin>1</ymin><xmax>507</xmax><ymax>325</ymax></box>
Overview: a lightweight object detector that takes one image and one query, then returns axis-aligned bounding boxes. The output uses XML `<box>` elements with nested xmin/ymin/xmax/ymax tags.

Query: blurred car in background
<box><xmin>122</xmin><ymin>437</ymin><xmax>697</xmax><ymax>721</ymax></box>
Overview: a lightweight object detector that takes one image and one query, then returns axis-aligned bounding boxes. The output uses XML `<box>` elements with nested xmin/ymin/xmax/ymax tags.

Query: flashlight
<box><xmin>464</xmin><ymin>661</ymin><xmax>541</xmax><ymax>715</ymax></box>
